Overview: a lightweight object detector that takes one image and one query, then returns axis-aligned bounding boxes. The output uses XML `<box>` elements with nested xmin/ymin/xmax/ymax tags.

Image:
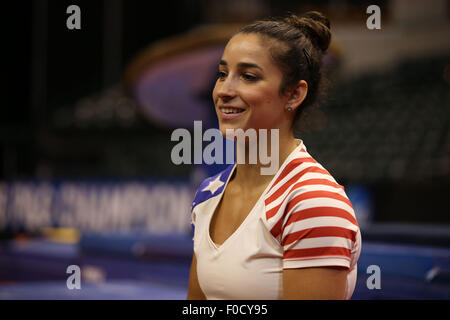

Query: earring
<box><xmin>286</xmin><ymin>105</ymin><xmax>293</xmax><ymax>112</ymax></box>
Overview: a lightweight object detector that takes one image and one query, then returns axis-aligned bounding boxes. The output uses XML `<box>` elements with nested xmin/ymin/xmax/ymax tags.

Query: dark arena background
<box><xmin>1</xmin><ymin>0</ymin><xmax>450</xmax><ymax>300</ymax></box>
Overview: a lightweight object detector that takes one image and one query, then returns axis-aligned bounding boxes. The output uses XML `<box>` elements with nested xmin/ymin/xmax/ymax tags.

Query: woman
<box><xmin>187</xmin><ymin>11</ymin><xmax>361</xmax><ymax>300</ymax></box>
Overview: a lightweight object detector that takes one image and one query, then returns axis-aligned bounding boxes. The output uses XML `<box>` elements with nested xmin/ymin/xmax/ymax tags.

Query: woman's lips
<box><xmin>218</xmin><ymin>107</ymin><xmax>246</xmax><ymax>120</ymax></box>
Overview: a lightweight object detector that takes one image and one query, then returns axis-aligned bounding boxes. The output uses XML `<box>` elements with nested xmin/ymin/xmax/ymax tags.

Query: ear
<box><xmin>286</xmin><ymin>80</ymin><xmax>308</xmax><ymax>111</ymax></box>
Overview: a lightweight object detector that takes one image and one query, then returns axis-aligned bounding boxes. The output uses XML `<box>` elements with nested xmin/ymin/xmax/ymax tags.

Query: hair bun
<box><xmin>283</xmin><ymin>11</ymin><xmax>331</xmax><ymax>53</ymax></box>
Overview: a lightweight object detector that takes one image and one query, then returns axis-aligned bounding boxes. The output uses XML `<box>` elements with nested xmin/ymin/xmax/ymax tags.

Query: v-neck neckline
<box><xmin>206</xmin><ymin>139</ymin><xmax>304</xmax><ymax>252</ymax></box>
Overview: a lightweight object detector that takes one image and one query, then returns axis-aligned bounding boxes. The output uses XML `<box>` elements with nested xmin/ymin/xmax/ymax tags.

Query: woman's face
<box><xmin>212</xmin><ymin>33</ymin><xmax>290</xmax><ymax>136</ymax></box>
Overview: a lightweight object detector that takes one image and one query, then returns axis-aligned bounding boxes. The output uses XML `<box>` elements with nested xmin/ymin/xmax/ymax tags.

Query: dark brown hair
<box><xmin>237</xmin><ymin>11</ymin><xmax>331</xmax><ymax>133</ymax></box>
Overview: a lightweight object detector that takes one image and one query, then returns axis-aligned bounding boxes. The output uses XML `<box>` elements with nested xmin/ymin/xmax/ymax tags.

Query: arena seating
<box><xmin>301</xmin><ymin>54</ymin><xmax>450</xmax><ymax>184</ymax></box>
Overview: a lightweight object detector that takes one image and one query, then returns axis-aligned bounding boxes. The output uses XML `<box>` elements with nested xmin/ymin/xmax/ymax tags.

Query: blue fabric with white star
<box><xmin>191</xmin><ymin>163</ymin><xmax>235</xmax><ymax>212</ymax></box>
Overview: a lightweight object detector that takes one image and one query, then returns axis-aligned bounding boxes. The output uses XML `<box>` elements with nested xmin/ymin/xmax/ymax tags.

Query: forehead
<box><xmin>221</xmin><ymin>33</ymin><xmax>274</xmax><ymax>68</ymax></box>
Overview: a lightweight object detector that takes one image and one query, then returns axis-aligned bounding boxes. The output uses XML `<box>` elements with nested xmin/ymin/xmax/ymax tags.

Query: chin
<box><xmin>219</xmin><ymin>122</ymin><xmax>246</xmax><ymax>137</ymax></box>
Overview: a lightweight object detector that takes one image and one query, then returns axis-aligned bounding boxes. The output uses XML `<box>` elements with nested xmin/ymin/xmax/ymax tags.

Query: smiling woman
<box><xmin>187</xmin><ymin>11</ymin><xmax>361</xmax><ymax>300</ymax></box>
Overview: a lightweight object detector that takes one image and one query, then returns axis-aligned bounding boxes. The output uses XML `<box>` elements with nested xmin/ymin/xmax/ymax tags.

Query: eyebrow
<box><xmin>219</xmin><ymin>60</ymin><xmax>263</xmax><ymax>71</ymax></box>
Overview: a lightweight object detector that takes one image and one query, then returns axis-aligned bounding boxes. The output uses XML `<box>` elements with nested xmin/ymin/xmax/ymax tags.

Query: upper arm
<box><xmin>187</xmin><ymin>203</ymin><xmax>206</xmax><ymax>300</ymax></box>
<box><xmin>276</xmin><ymin>179</ymin><xmax>360</xmax><ymax>299</ymax></box>
<box><xmin>283</xmin><ymin>266</ymin><xmax>348</xmax><ymax>300</ymax></box>
<box><xmin>187</xmin><ymin>253</ymin><xmax>206</xmax><ymax>300</ymax></box>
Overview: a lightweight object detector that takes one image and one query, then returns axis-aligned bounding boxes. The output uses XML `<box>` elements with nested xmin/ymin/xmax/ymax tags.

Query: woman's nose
<box><xmin>216</xmin><ymin>77</ymin><xmax>237</xmax><ymax>100</ymax></box>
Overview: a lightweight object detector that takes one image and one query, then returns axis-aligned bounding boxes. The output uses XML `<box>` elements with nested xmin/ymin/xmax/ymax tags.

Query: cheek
<box><xmin>246</xmin><ymin>91</ymin><xmax>286</xmax><ymax>128</ymax></box>
<box><xmin>246</xmin><ymin>88</ymin><xmax>281</xmax><ymax>113</ymax></box>
<box><xmin>212</xmin><ymin>84</ymin><xmax>218</xmax><ymax>103</ymax></box>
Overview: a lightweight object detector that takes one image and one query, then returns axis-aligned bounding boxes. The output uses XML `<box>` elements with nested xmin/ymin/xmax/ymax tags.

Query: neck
<box><xmin>231</xmin><ymin>130</ymin><xmax>299</xmax><ymax>188</ymax></box>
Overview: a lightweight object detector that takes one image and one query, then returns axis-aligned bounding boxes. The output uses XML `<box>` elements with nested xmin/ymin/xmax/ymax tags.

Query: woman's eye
<box><xmin>217</xmin><ymin>71</ymin><xmax>227</xmax><ymax>79</ymax></box>
<box><xmin>216</xmin><ymin>71</ymin><xmax>258</xmax><ymax>81</ymax></box>
<box><xmin>242</xmin><ymin>74</ymin><xmax>258</xmax><ymax>81</ymax></box>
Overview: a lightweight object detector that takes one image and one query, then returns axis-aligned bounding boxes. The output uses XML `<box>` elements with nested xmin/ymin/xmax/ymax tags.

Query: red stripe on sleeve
<box><xmin>265</xmin><ymin>202</ymin><xmax>284</xmax><ymax>222</ymax></box>
<box><xmin>265</xmin><ymin>171</ymin><xmax>335</xmax><ymax>220</ymax></box>
<box><xmin>269</xmin><ymin>157</ymin><xmax>317</xmax><ymax>191</ymax></box>
<box><xmin>266</xmin><ymin>166</ymin><xmax>330</xmax><ymax>205</ymax></box>
<box><xmin>284</xmin><ymin>206</ymin><xmax>358</xmax><ymax>228</ymax></box>
<box><xmin>286</xmin><ymin>190</ymin><xmax>354</xmax><ymax>214</ymax></box>
<box><xmin>282</xmin><ymin>226</ymin><xmax>357</xmax><ymax>246</ymax></box>
<box><xmin>284</xmin><ymin>246</ymin><xmax>352</xmax><ymax>260</ymax></box>
<box><xmin>270</xmin><ymin>217</ymin><xmax>284</xmax><ymax>239</ymax></box>
<box><xmin>265</xmin><ymin>178</ymin><xmax>346</xmax><ymax>222</ymax></box>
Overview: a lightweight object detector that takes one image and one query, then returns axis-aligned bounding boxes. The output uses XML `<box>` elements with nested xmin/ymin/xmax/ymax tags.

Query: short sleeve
<box><xmin>280</xmin><ymin>185</ymin><xmax>359</xmax><ymax>270</ymax></box>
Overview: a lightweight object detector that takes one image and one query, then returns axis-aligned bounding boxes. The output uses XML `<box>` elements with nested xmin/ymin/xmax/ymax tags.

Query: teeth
<box><xmin>220</xmin><ymin>107</ymin><xmax>244</xmax><ymax>114</ymax></box>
